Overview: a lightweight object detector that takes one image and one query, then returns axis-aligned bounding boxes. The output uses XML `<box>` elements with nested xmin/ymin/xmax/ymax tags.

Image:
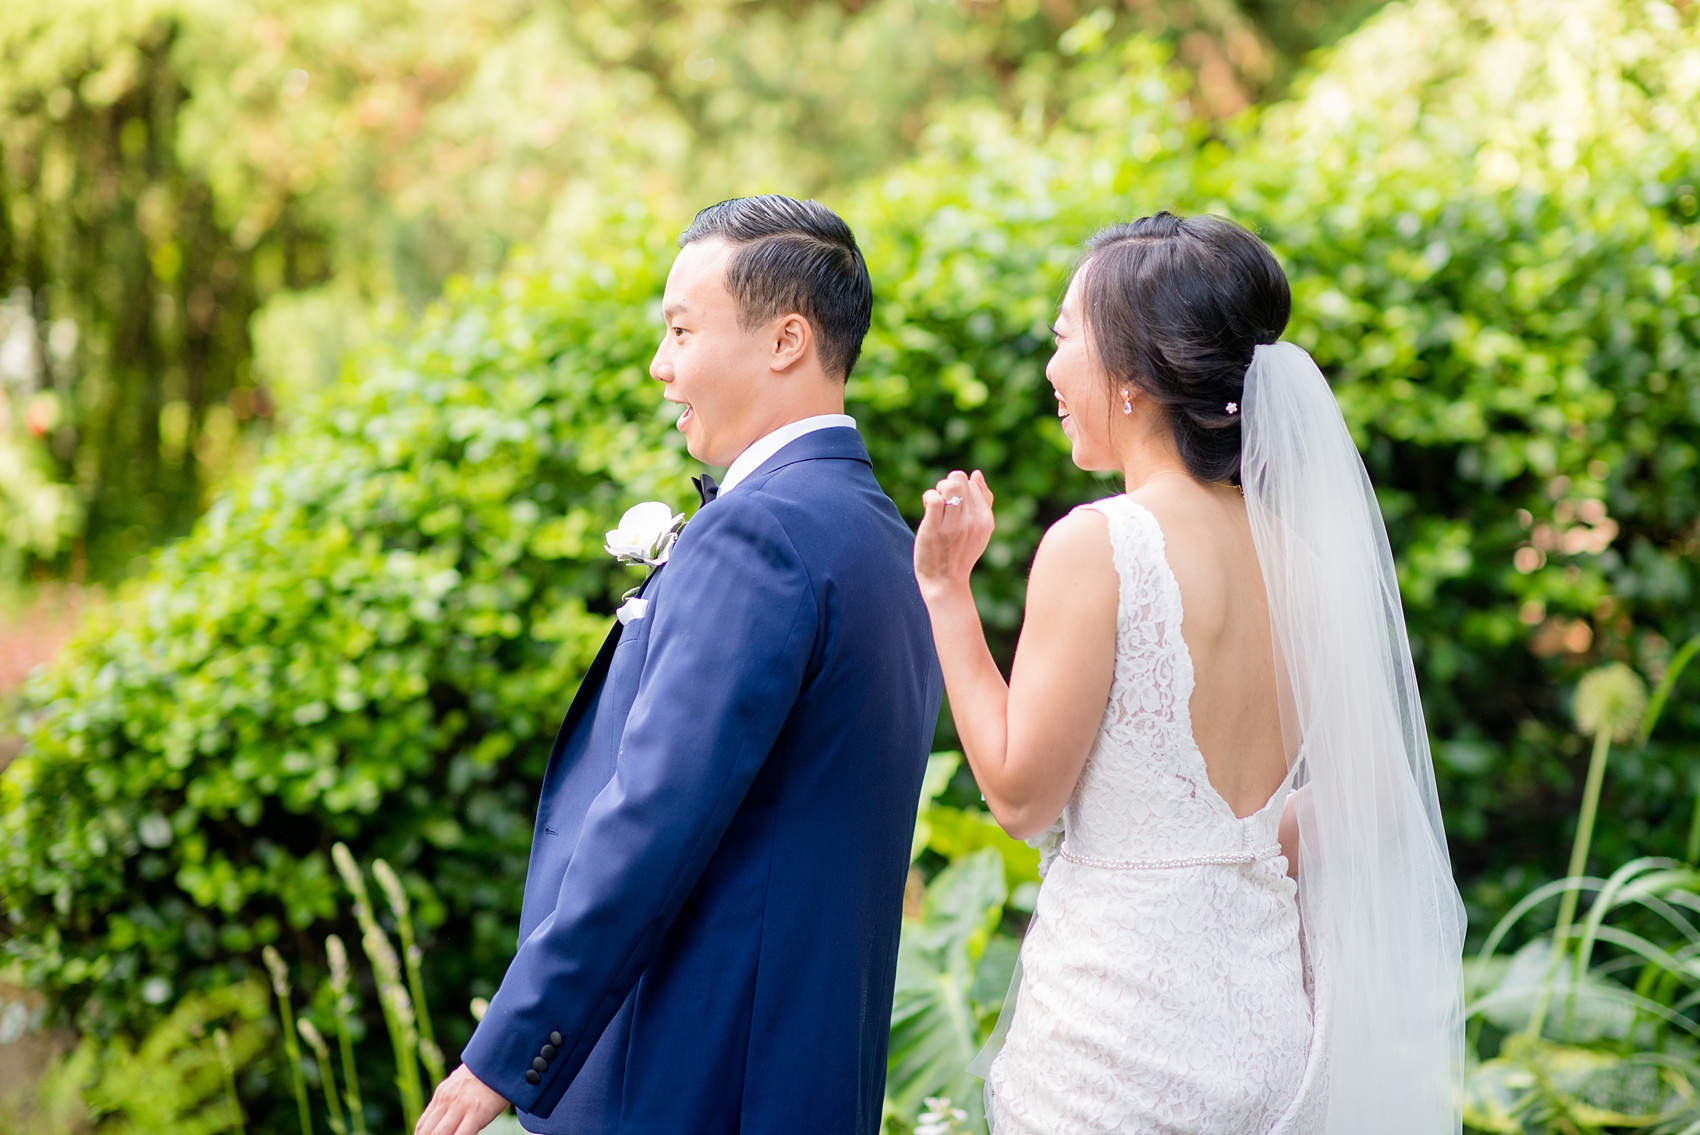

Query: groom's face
<box><xmin>651</xmin><ymin>237</ymin><xmax>778</xmax><ymax>467</ymax></box>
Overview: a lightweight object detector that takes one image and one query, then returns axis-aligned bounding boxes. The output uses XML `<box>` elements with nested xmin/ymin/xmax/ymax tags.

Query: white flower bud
<box><xmin>605</xmin><ymin>502</ymin><xmax>684</xmax><ymax>565</ymax></box>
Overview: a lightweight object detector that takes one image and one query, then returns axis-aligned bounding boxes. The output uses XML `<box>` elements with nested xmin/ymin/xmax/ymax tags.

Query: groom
<box><xmin>417</xmin><ymin>196</ymin><xmax>943</xmax><ymax>1135</ymax></box>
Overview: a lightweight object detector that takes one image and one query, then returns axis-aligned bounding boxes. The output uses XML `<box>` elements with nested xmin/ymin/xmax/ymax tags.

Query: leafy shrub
<box><xmin>0</xmin><ymin>982</ymin><xmax>268</xmax><ymax>1135</ymax></box>
<box><xmin>1223</xmin><ymin>0</ymin><xmax>1700</xmax><ymax>906</ymax></box>
<box><xmin>888</xmin><ymin>849</ymin><xmax>1011</xmax><ymax>1133</ymax></box>
<box><xmin>887</xmin><ymin>754</ymin><xmax>1034</xmax><ymax>1130</ymax></box>
<box><xmin>0</xmin><ymin>30</ymin><xmax>1192</xmax><ymax>1043</ymax></box>
<box><xmin>0</xmin><ymin>212</ymin><xmax>693</xmax><ymax>1045</ymax></box>
<box><xmin>0</xmin><ymin>0</ymin><xmax>1348</xmax><ymax>577</ymax></box>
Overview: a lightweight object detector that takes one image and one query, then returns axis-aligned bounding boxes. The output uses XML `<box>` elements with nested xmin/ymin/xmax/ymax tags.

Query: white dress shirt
<box><xmin>717</xmin><ymin>413</ymin><xmax>858</xmax><ymax>497</ymax></box>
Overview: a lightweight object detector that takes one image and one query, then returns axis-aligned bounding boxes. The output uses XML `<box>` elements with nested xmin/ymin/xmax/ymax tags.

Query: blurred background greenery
<box><xmin>1</xmin><ymin>0</ymin><xmax>1698</xmax><ymax>1132</ymax></box>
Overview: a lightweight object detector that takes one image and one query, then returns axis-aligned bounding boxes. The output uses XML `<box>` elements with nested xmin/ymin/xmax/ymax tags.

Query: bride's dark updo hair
<box><xmin>1080</xmin><ymin>212</ymin><xmax>1290</xmax><ymax>484</ymax></box>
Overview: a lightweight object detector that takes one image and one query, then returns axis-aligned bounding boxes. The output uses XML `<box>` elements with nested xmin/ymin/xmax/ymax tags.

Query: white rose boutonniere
<box><xmin>605</xmin><ymin>501</ymin><xmax>686</xmax><ymax>567</ymax></box>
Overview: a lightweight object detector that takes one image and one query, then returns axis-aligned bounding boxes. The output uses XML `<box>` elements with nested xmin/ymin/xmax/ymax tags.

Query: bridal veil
<box><xmin>1242</xmin><ymin>341</ymin><xmax>1465</xmax><ymax>1133</ymax></box>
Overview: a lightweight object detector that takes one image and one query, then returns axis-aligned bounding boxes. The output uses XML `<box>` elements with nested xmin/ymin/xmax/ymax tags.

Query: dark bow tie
<box><xmin>693</xmin><ymin>473</ymin><xmax>720</xmax><ymax>506</ymax></box>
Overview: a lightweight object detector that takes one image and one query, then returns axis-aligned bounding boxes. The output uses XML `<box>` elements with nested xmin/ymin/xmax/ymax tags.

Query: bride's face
<box><xmin>1046</xmin><ymin>272</ymin><xmax>1120</xmax><ymax>472</ymax></box>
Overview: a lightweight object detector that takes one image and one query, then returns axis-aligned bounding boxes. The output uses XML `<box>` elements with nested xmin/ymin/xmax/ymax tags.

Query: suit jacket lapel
<box><xmin>544</xmin><ymin>562</ymin><xmax>666</xmax><ymax>767</ymax></box>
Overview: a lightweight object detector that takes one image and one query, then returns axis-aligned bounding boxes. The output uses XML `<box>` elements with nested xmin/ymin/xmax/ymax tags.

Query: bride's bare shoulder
<box><xmin>1038</xmin><ymin>505</ymin><xmax>1112</xmax><ymax>561</ymax></box>
<box><xmin>1028</xmin><ymin>506</ymin><xmax>1116</xmax><ymax>599</ymax></box>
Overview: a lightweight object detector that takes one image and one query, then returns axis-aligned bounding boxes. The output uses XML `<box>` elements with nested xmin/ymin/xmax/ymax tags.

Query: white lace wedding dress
<box><xmin>985</xmin><ymin>495</ymin><xmax>1325</xmax><ymax>1134</ymax></box>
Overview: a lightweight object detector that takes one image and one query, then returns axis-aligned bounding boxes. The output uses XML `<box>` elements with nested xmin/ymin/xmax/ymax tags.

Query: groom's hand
<box><xmin>416</xmin><ymin>1064</ymin><xmax>510</xmax><ymax>1135</ymax></box>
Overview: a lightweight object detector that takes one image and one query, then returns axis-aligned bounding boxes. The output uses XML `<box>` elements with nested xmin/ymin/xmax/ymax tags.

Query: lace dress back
<box><xmin>985</xmin><ymin>495</ymin><xmax>1323</xmax><ymax>1134</ymax></box>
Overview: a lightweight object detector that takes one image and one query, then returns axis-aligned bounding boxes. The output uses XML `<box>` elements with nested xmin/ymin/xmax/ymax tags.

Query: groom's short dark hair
<box><xmin>680</xmin><ymin>195</ymin><xmax>873</xmax><ymax>381</ymax></box>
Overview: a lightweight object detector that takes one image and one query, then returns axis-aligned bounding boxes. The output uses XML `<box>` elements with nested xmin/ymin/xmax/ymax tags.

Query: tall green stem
<box><xmin>1686</xmin><ymin>791</ymin><xmax>1700</xmax><ymax>867</ymax></box>
<box><xmin>333</xmin><ymin>844</ymin><xmax>424</xmax><ymax>1130</ymax></box>
<box><xmin>214</xmin><ymin>1026</ymin><xmax>248</xmax><ymax>1135</ymax></box>
<box><xmin>298</xmin><ymin>1019</ymin><xmax>348</xmax><ymax>1135</ymax></box>
<box><xmin>326</xmin><ymin>935</ymin><xmax>368</xmax><ymax>1135</ymax></box>
<box><xmin>1556</xmin><ymin>728</ymin><xmax>1613</xmax><ymax>945</ymax></box>
<box><xmin>381</xmin><ymin>978</ymin><xmax>426</xmax><ymax>1127</ymax></box>
<box><xmin>262</xmin><ymin>946</ymin><xmax>315</xmax><ymax>1135</ymax></box>
<box><xmin>1526</xmin><ymin>727</ymin><xmax>1614</xmax><ymax>1039</ymax></box>
<box><xmin>1637</xmin><ymin>634</ymin><xmax>1700</xmax><ymax>748</ymax></box>
<box><xmin>374</xmin><ymin>859</ymin><xmax>445</xmax><ymax>1085</ymax></box>
<box><xmin>1642</xmin><ymin>634</ymin><xmax>1700</xmax><ymax>862</ymax></box>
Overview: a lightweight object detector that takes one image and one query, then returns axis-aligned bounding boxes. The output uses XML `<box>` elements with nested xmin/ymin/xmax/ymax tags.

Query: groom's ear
<box><xmin>769</xmin><ymin>312</ymin><xmax>814</xmax><ymax>374</ymax></box>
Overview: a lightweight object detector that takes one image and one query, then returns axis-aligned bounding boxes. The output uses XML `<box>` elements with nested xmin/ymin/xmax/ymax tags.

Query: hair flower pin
<box><xmin>1225</xmin><ymin>401</ymin><xmax>1240</xmax><ymax>415</ymax></box>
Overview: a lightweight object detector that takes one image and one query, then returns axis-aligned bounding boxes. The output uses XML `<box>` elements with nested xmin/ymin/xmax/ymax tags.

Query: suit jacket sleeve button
<box><xmin>532</xmin><ymin>1056</ymin><xmax>549</xmax><ymax>1073</ymax></box>
<box><xmin>550</xmin><ymin>1031</ymin><xmax>563</xmax><ymax>1047</ymax></box>
<box><xmin>541</xmin><ymin>1044</ymin><xmax>558</xmax><ymax>1060</ymax></box>
<box><xmin>525</xmin><ymin>1070</ymin><xmax>541</xmax><ymax>1085</ymax></box>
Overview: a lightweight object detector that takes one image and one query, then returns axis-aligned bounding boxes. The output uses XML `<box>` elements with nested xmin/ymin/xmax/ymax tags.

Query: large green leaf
<box><xmin>923</xmin><ymin>805</ymin><xmax>1041</xmax><ymax>896</ymax></box>
<box><xmin>912</xmin><ymin>752</ymin><xmax>963</xmax><ymax>863</ymax></box>
<box><xmin>1465</xmin><ymin>1037</ymin><xmax>1692</xmax><ymax>1134</ymax></box>
<box><xmin>887</xmin><ymin>848</ymin><xmax>1008</xmax><ymax>1130</ymax></box>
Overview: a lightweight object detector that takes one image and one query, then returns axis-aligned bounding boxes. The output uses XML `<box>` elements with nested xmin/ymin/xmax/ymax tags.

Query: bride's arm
<box><xmin>915</xmin><ymin>470</ymin><xmax>1118</xmax><ymax>840</ymax></box>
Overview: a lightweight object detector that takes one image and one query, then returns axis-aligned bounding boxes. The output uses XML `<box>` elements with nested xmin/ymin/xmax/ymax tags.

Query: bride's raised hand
<box><xmin>915</xmin><ymin>469</ymin><xmax>995</xmax><ymax>599</ymax></box>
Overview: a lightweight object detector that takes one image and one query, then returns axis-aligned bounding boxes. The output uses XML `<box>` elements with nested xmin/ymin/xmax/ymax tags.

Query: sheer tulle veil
<box><xmin>1242</xmin><ymin>341</ymin><xmax>1465</xmax><ymax>1132</ymax></box>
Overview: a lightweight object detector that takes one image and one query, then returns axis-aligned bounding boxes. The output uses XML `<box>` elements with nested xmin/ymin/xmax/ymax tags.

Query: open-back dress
<box><xmin>984</xmin><ymin>495</ymin><xmax>1324</xmax><ymax>1135</ymax></box>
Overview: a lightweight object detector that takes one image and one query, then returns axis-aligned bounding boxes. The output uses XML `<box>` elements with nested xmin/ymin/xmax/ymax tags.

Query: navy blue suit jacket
<box><xmin>460</xmin><ymin>427</ymin><xmax>943</xmax><ymax>1134</ymax></box>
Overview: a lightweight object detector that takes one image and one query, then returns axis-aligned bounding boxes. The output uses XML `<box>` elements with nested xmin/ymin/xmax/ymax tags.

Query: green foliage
<box><xmin>1466</xmin><ymin>860</ymin><xmax>1700</xmax><ymax>1134</ymax></box>
<box><xmin>840</xmin><ymin>34</ymin><xmax>1206</xmax><ymax>672</ymax></box>
<box><xmin>257</xmin><ymin>848</ymin><xmax>448</xmax><ymax>1135</ymax></box>
<box><xmin>887</xmin><ymin>755</ymin><xmax>1034</xmax><ymax>1134</ymax></box>
<box><xmin>1465</xmin><ymin>656</ymin><xmax>1700</xmax><ymax>1134</ymax></box>
<box><xmin>0</xmin><ymin>207</ymin><xmax>692</xmax><ymax>1045</ymax></box>
<box><xmin>1218</xmin><ymin>0</ymin><xmax>1700</xmax><ymax>901</ymax></box>
<box><xmin>0</xmin><ymin>1</ymin><xmax>296</xmax><ymax>576</ymax></box>
<box><xmin>0</xmin><ymin>981</ymin><xmax>268</xmax><ymax>1135</ymax></box>
<box><xmin>262</xmin><ymin>945</ymin><xmax>314</xmax><ymax>1135</ymax></box>
<box><xmin>1642</xmin><ymin>635</ymin><xmax>1700</xmax><ymax>751</ymax></box>
<box><xmin>5</xmin><ymin>717</ymin><xmax>549</xmax><ymax>1135</ymax></box>
<box><xmin>857</xmin><ymin>0</ymin><xmax>1700</xmax><ymax>916</ymax></box>
<box><xmin>0</xmin><ymin>291</ymin><xmax>82</xmax><ymax>570</ymax></box>
<box><xmin>913</xmin><ymin>753</ymin><xmax>1041</xmax><ymax>892</ymax></box>
<box><xmin>1529</xmin><ymin>662</ymin><xmax>1652</xmax><ymax>1043</ymax></box>
<box><xmin>0</xmin><ymin>41</ymin><xmax>1188</xmax><ymax>1040</ymax></box>
<box><xmin>0</xmin><ymin>423</ymin><xmax>80</xmax><ymax>576</ymax></box>
<box><xmin>887</xmin><ymin>848</ymin><xmax>1011</xmax><ymax>1134</ymax></box>
<box><xmin>323</xmin><ymin>935</ymin><xmax>368</xmax><ymax>1135</ymax></box>
<box><xmin>0</xmin><ymin>0</ymin><xmax>1380</xmax><ymax>579</ymax></box>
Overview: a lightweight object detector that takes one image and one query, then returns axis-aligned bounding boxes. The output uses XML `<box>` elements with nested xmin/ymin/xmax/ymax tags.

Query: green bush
<box><xmin>0</xmin><ymin>209</ymin><xmax>694</xmax><ymax>1044</ymax></box>
<box><xmin>0</xmin><ymin>0</ymin><xmax>1357</xmax><ymax>578</ymax></box>
<box><xmin>1223</xmin><ymin>0</ymin><xmax>1700</xmax><ymax>910</ymax></box>
<box><xmin>2</xmin><ymin>0</ymin><xmax>1698</xmax><ymax>1110</ymax></box>
<box><xmin>0</xmin><ymin>982</ymin><xmax>268</xmax><ymax>1135</ymax></box>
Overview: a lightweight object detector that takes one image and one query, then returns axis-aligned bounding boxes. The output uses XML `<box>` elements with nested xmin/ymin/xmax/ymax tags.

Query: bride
<box><xmin>913</xmin><ymin>212</ymin><xmax>1464</xmax><ymax>1134</ymax></box>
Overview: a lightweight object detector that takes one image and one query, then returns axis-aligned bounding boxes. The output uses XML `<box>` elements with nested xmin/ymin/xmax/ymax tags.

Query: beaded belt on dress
<box><xmin>1058</xmin><ymin>842</ymin><xmax>1283</xmax><ymax>870</ymax></box>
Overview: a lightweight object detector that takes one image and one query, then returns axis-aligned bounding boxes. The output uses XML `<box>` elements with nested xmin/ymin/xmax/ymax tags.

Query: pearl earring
<box><xmin>1122</xmin><ymin>390</ymin><xmax>1132</xmax><ymax>415</ymax></box>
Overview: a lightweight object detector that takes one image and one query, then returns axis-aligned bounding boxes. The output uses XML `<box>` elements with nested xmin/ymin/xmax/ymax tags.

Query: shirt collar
<box><xmin>718</xmin><ymin>414</ymin><xmax>858</xmax><ymax>497</ymax></box>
